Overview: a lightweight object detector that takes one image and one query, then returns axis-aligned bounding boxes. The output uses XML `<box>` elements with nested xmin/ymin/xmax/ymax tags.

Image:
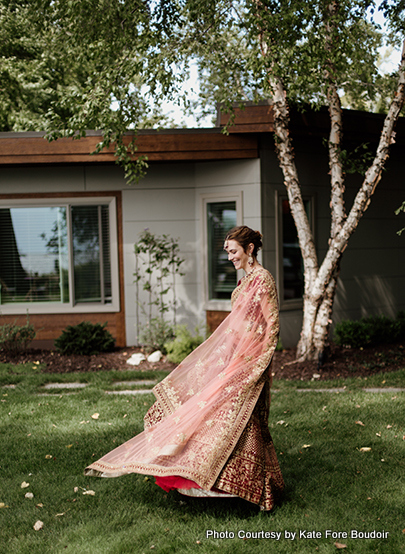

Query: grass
<box><xmin>0</xmin><ymin>363</ymin><xmax>404</xmax><ymax>553</ymax></box>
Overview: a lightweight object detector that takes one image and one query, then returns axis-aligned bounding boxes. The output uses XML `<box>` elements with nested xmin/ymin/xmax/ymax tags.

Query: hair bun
<box><xmin>224</xmin><ymin>225</ymin><xmax>263</xmax><ymax>257</ymax></box>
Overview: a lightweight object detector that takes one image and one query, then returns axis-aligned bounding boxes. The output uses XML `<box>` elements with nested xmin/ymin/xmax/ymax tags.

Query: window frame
<box><xmin>276</xmin><ymin>190</ymin><xmax>315</xmax><ymax>311</ymax></box>
<box><xmin>0</xmin><ymin>195</ymin><xmax>120</xmax><ymax>314</ymax></box>
<box><xmin>201</xmin><ymin>191</ymin><xmax>243</xmax><ymax>311</ymax></box>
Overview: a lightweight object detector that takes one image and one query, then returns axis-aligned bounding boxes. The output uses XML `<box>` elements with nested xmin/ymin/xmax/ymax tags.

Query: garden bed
<box><xmin>1</xmin><ymin>341</ymin><xmax>404</xmax><ymax>380</ymax></box>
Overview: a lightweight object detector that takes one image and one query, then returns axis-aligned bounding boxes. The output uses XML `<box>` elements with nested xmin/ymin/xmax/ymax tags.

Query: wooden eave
<box><xmin>0</xmin><ymin>129</ymin><xmax>259</xmax><ymax>165</ymax></box>
<box><xmin>218</xmin><ymin>101</ymin><xmax>405</xmax><ymax>144</ymax></box>
<box><xmin>1</xmin><ymin>104</ymin><xmax>403</xmax><ymax>166</ymax></box>
<box><xmin>218</xmin><ymin>103</ymin><xmax>274</xmax><ymax>133</ymax></box>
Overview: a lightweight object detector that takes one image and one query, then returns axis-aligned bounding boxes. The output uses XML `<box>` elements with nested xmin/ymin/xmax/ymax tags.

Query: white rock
<box><xmin>25</xmin><ymin>492</ymin><xmax>34</xmax><ymax>499</ymax></box>
<box><xmin>147</xmin><ymin>350</ymin><xmax>162</xmax><ymax>363</ymax></box>
<box><xmin>126</xmin><ymin>353</ymin><xmax>146</xmax><ymax>366</ymax></box>
<box><xmin>33</xmin><ymin>520</ymin><xmax>43</xmax><ymax>531</ymax></box>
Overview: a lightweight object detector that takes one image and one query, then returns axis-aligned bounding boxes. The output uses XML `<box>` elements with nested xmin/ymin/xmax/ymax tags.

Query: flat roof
<box><xmin>0</xmin><ymin>129</ymin><xmax>259</xmax><ymax>165</ymax></box>
<box><xmin>0</xmin><ymin>104</ymin><xmax>403</xmax><ymax>165</ymax></box>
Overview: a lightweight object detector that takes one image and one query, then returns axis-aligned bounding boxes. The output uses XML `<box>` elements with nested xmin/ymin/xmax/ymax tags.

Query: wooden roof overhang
<box><xmin>1</xmin><ymin>102</ymin><xmax>403</xmax><ymax>165</ymax></box>
<box><xmin>0</xmin><ymin>127</ymin><xmax>261</xmax><ymax>166</ymax></box>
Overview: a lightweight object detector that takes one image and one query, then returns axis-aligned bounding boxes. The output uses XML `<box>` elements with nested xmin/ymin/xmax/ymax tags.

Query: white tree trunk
<box><xmin>296</xmin><ymin>3</ymin><xmax>346</xmax><ymax>361</ymax></box>
<box><xmin>268</xmin><ymin>38</ymin><xmax>405</xmax><ymax>361</ymax></box>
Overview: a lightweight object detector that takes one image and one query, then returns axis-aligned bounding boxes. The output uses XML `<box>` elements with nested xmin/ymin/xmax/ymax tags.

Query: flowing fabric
<box><xmin>85</xmin><ymin>267</ymin><xmax>284</xmax><ymax>510</ymax></box>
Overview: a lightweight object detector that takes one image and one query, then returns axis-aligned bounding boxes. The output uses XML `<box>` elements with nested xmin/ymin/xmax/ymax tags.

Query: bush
<box><xmin>55</xmin><ymin>321</ymin><xmax>115</xmax><ymax>355</ymax></box>
<box><xmin>0</xmin><ymin>316</ymin><xmax>36</xmax><ymax>355</ymax></box>
<box><xmin>334</xmin><ymin>312</ymin><xmax>405</xmax><ymax>349</ymax></box>
<box><xmin>164</xmin><ymin>325</ymin><xmax>206</xmax><ymax>364</ymax></box>
<box><xmin>139</xmin><ymin>317</ymin><xmax>175</xmax><ymax>353</ymax></box>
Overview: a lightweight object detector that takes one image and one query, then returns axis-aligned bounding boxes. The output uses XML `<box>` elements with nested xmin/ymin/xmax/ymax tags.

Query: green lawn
<box><xmin>0</xmin><ymin>365</ymin><xmax>404</xmax><ymax>553</ymax></box>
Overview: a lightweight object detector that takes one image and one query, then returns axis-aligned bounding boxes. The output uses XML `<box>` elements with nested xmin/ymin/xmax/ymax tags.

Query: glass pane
<box><xmin>71</xmin><ymin>205</ymin><xmax>111</xmax><ymax>304</ymax></box>
<box><xmin>207</xmin><ymin>201</ymin><xmax>237</xmax><ymax>300</ymax></box>
<box><xmin>101</xmin><ymin>205</ymin><xmax>112</xmax><ymax>303</ymax></box>
<box><xmin>0</xmin><ymin>207</ymin><xmax>69</xmax><ymax>304</ymax></box>
<box><xmin>282</xmin><ymin>198</ymin><xmax>311</xmax><ymax>301</ymax></box>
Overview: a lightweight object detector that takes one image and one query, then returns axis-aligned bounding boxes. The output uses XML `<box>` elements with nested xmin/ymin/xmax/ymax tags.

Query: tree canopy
<box><xmin>2</xmin><ymin>0</ymin><xmax>405</xmax><ymax>359</ymax></box>
<box><xmin>2</xmin><ymin>1</ymin><xmax>403</xmax><ymax>144</ymax></box>
<box><xmin>0</xmin><ymin>0</ymin><xmax>181</xmax><ymax>178</ymax></box>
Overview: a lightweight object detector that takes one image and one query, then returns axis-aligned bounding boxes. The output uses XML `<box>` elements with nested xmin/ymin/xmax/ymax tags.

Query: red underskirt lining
<box><xmin>154</xmin><ymin>476</ymin><xmax>201</xmax><ymax>492</ymax></box>
<box><xmin>155</xmin><ymin>475</ymin><xmax>229</xmax><ymax>495</ymax></box>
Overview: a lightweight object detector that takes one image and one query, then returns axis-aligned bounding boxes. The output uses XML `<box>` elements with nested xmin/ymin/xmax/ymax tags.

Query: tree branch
<box><xmin>312</xmin><ymin>38</ymin><xmax>405</xmax><ymax>301</ymax></box>
<box><xmin>324</xmin><ymin>1</ymin><xmax>346</xmax><ymax>240</ymax></box>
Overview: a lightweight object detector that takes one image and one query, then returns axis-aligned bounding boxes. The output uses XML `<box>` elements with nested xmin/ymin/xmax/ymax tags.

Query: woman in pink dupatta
<box><xmin>85</xmin><ymin>226</ymin><xmax>284</xmax><ymax>511</ymax></box>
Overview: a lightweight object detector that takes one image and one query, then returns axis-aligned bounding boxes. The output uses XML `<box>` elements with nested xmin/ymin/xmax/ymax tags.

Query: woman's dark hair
<box><xmin>225</xmin><ymin>226</ymin><xmax>263</xmax><ymax>257</ymax></box>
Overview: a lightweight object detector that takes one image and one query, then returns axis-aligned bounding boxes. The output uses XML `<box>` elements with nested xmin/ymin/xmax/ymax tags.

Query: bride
<box><xmin>85</xmin><ymin>225</ymin><xmax>284</xmax><ymax>511</ymax></box>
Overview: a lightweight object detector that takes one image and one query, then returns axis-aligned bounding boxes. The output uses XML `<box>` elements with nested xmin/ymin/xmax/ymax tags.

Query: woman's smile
<box><xmin>225</xmin><ymin>239</ymin><xmax>250</xmax><ymax>273</ymax></box>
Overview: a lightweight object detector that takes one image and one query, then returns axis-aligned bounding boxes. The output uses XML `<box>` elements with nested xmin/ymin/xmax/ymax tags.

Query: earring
<box><xmin>248</xmin><ymin>255</ymin><xmax>254</xmax><ymax>267</ymax></box>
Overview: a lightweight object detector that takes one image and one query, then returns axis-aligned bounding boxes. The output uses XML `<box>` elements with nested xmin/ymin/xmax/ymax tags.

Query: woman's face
<box><xmin>224</xmin><ymin>239</ymin><xmax>252</xmax><ymax>274</ymax></box>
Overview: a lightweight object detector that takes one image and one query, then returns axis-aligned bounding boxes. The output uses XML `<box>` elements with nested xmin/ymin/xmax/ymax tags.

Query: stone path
<box><xmin>2</xmin><ymin>382</ymin><xmax>404</xmax><ymax>395</ymax></box>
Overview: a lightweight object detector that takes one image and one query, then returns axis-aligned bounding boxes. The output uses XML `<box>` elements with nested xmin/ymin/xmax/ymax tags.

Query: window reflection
<box><xmin>207</xmin><ymin>202</ymin><xmax>237</xmax><ymax>300</ymax></box>
<box><xmin>0</xmin><ymin>207</ymin><xmax>69</xmax><ymax>303</ymax></box>
<box><xmin>0</xmin><ymin>204</ymin><xmax>111</xmax><ymax>305</ymax></box>
<box><xmin>281</xmin><ymin>198</ymin><xmax>311</xmax><ymax>301</ymax></box>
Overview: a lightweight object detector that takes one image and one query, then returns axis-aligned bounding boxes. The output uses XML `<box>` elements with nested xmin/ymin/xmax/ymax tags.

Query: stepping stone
<box><xmin>113</xmin><ymin>380</ymin><xmax>156</xmax><ymax>387</ymax></box>
<box><xmin>362</xmin><ymin>387</ymin><xmax>405</xmax><ymax>393</ymax></box>
<box><xmin>38</xmin><ymin>392</ymin><xmax>78</xmax><ymax>396</ymax></box>
<box><xmin>43</xmin><ymin>383</ymin><xmax>88</xmax><ymax>389</ymax></box>
<box><xmin>296</xmin><ymin>388</ymin><xmax>347</xmax><ymax>393</ymax></box>
<box><xmin>106</xmin><ymin>390</ymin><xmax>154</xmax><ymax>395</ymax></box>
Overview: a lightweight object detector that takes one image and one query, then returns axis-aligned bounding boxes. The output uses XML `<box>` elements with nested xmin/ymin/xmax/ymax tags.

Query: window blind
<box><xmin>0</xmin><ymin>207</ymin><xmax>69</xmax><ymax>304</ymax></box>
<box><xmin>0</xmin><ymin>204</ymin><xmax>111</xmax><ymax>306</ymax></box>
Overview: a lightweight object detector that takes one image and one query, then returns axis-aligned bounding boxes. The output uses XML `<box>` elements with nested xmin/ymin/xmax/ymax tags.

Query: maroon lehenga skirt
<box><xmin>146</xmin><ymin>381</ymin><xmax>284</xmax><ymax>511</ymax></box>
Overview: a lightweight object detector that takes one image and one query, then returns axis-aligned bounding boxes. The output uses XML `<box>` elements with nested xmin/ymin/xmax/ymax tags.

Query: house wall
<box><xmin>333</xmin><ymin>154</ymin><xmax>405</xmax><ymax>322</ymax></box>
<box><xmin>87</xmin><ymin>158</ymin><xmax>261</xmax><ymax>346</ymax></box>
<box><xmin>120</xmin><ymin>158</ymin><xmax>262</xmax><ymax>345</ymax></box>
<box><xmin>260</xmin><ymin>134</ymin><xmax>332</xmax><ymax>347</ymax></box>
<box><xmin>0</xmin><ymin>158</ymin><xmax>262</xmax><ymax>347</ymax></box>
<box><xmin>0</xmin><ymin>166</ymin><xmax>126</xmax><ymax>346</ymax></box>
<box><xmin>259</xmin><ymin>132</ymin><xmax>405</xmax><ymax>348</ymax></box>
<box><xmin>2</xmin><ymin>120</ymin><xmax>403</xmax><ymax>352</ymax></box>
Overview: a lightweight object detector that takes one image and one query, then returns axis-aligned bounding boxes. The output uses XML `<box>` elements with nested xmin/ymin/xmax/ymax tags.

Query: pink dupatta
<box><xmin>85</xmin><ymin>267</ymin><xmax>279</xmax><ymax>491</ymax></box>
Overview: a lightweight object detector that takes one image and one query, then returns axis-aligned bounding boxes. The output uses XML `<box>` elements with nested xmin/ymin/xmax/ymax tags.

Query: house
<box><xmin>0</xmin><ymin>103</ymin><xmax>404</xmax><ymax>349</ymax></box>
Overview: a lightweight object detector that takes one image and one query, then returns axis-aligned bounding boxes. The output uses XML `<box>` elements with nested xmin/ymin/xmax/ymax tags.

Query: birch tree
<box><xmin>265</xmin><ymin>0</ymin><xmax>405</xmax><ymax>361</ymax></box>
<box><xmin>179</xmin><ymin>0</ymin><xmax>405</xmax><ymax>361</ymax></box>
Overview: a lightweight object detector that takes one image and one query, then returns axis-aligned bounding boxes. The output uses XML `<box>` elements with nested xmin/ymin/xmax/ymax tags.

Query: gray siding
<box><xmin>259</xmin><ymin>133</ymin><xmax>405</xmax><ymax>347</ymax></box>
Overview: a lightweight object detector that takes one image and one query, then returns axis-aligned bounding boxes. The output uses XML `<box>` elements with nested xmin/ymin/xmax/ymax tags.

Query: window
<box><xmin>278</xmin><ymin>195</ymin><xmax>313</xmax><ymax>307</ymax></box>
<box><xmin>71</xmin><ymin>205</ymin><xmax>112</xmax><ymax>304</ymax></box>
<box><xmin>0</xmin><ymin>197</ymin><xmax>119</xmax><ymax>313</ymax></box>
<box><xmin>207</xmin><ymin>201</ymin><xmax>237</xmax><ymax>300</ymax></box>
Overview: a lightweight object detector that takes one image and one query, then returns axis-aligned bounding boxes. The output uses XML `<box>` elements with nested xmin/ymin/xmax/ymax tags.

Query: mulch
<box><xmin>1</xmin><ymin>341</ymin><xmax>404</xmax><ymax>381</ymax></box>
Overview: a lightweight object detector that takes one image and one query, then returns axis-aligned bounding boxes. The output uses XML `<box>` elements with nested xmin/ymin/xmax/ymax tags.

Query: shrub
<box><xmin>0</xmin><ymin>316</ymin><xmax>36</xmax><ymax>355</ymax></box>
<box><xmin>164</xmin><ymin>325</ymin><xmax>206</xmax><ymax>364</ymax></box>
<box><xmin>334</xmin><ymin>312</ymin><xmax>405</xmax><ymax>349</ymax></box>
<box><xmin>55</xmin><ymin>321</ymin><xmax>115</xmax><ymax>355</ymax></box>
<box><xmin>139</xmin><ymin>317</ymin><xmax>175</xmax><ymax>353</ymax></box>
